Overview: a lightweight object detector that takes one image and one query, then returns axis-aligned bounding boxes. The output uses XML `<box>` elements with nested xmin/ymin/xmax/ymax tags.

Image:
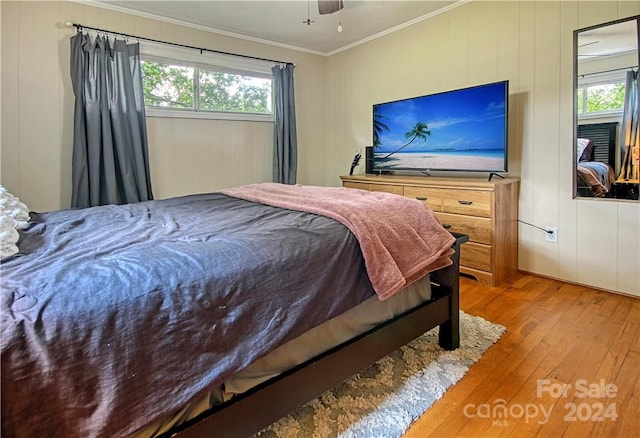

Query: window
<box><xmin>577</xmin><ymin>70</ymin><xmax>627</xmax><ymax>119</ymax></box>
<box><xmin>140</xmin><ymin>42</ymin><xmax>274</xmax><ymax>121</ymax></box>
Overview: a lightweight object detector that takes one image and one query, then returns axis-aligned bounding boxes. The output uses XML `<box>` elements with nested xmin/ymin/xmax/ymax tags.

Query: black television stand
<box><xmin>488</xmin><ymin>172</ymin><xmax>504</xmax><ymax>181</ymax></box>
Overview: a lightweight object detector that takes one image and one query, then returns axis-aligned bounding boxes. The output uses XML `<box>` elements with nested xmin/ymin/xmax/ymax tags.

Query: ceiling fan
<box><xmin>318</xmin><ymin>0</ymin><xmax>344</xmax><ymax>15</ymax></box>
<box><xmin>303</xmin><ymin>0</ymin><xmax>344</xmax><ymax>25</ymax></box>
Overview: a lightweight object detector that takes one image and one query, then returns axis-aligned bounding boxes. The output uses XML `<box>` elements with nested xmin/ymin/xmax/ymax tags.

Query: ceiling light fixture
<box><xmin>303</xmin><ymin>0</ymin><xmax>315</xmax><ymax>26</ymax></box>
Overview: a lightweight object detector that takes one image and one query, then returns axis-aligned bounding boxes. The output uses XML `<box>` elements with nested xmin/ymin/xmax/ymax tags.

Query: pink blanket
<box><xmin>221</xmin><ymin>183</ymin><xmax>455</xmax><ymax>300</ymax></box>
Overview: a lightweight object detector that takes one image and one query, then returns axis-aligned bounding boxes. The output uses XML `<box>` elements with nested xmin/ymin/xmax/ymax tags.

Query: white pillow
<box><xmin>0</xmin><ymin>185</ymin><xmax>30</xmax><ymax>258</ymax></box>
<box><xmin>577</xmin><ymin>138</ymin><xmax>590</xmax><ymax>163</ymax></box>
<box><xmin>0</xmin><ymin>216</ymin><xmax>21</xmax><ymax>257</ymax></box>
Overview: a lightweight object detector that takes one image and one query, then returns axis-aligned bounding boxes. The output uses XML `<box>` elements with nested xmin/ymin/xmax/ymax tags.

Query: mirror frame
<box><xmin>572</xmin><ymin>15</ymin><xmax>640</xmax><ymax>201</ymax></box>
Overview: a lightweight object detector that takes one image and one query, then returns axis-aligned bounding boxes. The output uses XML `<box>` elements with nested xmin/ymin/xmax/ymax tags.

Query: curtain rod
<box><xmin>66</xmin><ymin>21</ymin><xmax>294</xmax><ymax>66</ymax></box>
<box><xmin>578</xmin><ymin>65</ymin><xmax>637</xmax><ymax>79</ymax></box>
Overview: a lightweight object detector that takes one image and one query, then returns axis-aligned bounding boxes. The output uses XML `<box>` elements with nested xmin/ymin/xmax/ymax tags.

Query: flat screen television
<box><xmin>372</xmin><ymin>80</ymin><xmax>509</xmax><ymax>174</ymax></box>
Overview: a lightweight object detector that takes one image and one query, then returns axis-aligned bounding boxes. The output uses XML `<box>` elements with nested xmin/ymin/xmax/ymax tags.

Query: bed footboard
<box><xmin>167</xmin><ymin>233</ymin><xmax>468</xmax><ymax>438</ymax></box>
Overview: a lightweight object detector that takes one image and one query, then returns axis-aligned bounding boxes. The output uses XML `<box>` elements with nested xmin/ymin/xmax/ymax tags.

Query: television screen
<box><xmin>372</xmin><ymin>80</ymin><xmax>508</xmax><ymax>173</ymax></box>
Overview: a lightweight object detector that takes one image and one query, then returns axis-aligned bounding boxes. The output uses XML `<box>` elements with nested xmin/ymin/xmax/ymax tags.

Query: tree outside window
<box><xmin>141</xmin><ymin>59</ymin><xmax>272</xmax><ymax>115</ymax></box>
<box><xmin>577</xmin><ymin>79</ymin><xmax>626</xmax><ymax>117</ymax></box>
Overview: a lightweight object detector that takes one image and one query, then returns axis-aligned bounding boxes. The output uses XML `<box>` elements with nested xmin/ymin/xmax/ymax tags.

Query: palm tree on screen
<box><xmin>373</xmin><ymin>107</ymin><xmax>390</xmax><ymax>148</ymax></box>
<box><xmin>382</xmin><ymin>122</ymin><xmax>431</xmax><ymax>159</ymax></box>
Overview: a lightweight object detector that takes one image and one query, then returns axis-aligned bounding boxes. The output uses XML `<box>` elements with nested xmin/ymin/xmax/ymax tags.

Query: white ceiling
<box><xmin>90</xmin><ymin>0</ymin><xmax>462</xmax><ymax>55</ymax></box>
<box><xmin>577</xmin><ymin>19</ymin><xmax>639</xmax><ymax>60</ymax></box>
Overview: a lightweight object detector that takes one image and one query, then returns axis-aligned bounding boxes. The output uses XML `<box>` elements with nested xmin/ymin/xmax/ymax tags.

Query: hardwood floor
<box><xmin>405</xmin><ymin>273</ymin><xmax>640</xmax><ymax>438</ymax></box>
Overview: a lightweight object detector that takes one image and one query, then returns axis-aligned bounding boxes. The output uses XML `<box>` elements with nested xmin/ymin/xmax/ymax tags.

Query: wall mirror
<box><xmin>573</xmin><ymin>15</ymin><xmax>639</xmax><ymax>201</ymax></box>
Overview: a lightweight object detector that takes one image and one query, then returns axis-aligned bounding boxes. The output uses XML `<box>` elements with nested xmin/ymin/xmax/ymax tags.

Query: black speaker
<box><xmin>365</xmin><ymin>146</ymin><xmax>374</xmax><ymax>174</ymax></box>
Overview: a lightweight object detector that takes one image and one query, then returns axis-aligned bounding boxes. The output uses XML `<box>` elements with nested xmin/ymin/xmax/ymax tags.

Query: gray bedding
<box><xmin>1</xmin><ymin>193</ymin><xmax>375</xmax><ymax>438</ymax></box>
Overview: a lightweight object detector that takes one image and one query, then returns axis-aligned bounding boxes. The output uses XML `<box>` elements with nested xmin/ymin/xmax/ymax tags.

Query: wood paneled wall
<box><xmin>323</xmin><ymin>1</ymin><xmax>640</xmax><ymax>296</ymax></box>
<box><xmin>146</xmin><ymin>118</ymin><xmax>273</xmax><ymax>199</ymax></box>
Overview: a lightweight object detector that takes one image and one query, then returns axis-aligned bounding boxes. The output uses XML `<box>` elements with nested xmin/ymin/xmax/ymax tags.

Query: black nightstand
<box><xmin>612</xmin><ymin>181</ymin><xmax>640</xmax><ymax>200</ymax></box>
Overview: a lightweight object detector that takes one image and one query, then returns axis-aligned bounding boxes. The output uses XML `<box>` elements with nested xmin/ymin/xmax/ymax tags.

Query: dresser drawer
<box><xmin>343</xmin><ymin>181</ymin><xmax>370</xmax><ymax>191</ymax></box>
<box><xmin>460</xmin><ymin>242</ymin><xmax>492</xmax><ymax>272</ymax></box>
<box><xmin>344</xmin><ymin>182</ymin><xmax>403</xmax><ymax>195</ymax></box>
<box><xmin>404</xmin><ymin>186</ymin><xmax>442</xmax><ymax>211</ymax></box>
<box><xmin>369</xmin><ymin>184</ymin><xmax>403</xmax><ymax>195</ymax></box>
<box><xmin>434</xmin><ymin>212</ymin><xmax>492</xmax><ymax>245</ymax></box>
<box><xmin>441</xmin><ymin>189</ymin><xmax>492</xmax><ymax>217</ymax></box>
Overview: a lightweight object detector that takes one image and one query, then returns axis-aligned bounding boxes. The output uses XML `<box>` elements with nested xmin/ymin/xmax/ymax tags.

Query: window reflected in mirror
<box><xmin>574</xmin><ymin>16</ymin><xmax>639</xmax><ymax>200</ymax></box>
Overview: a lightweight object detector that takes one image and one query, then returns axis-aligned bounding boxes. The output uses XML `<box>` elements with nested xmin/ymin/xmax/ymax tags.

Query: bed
<box><xmin>576</xmin><ymin>122</ymin><xmax>617</xmax><ymax>197</ymax></box>
<box><xmin>1</xmin><ymin>182</ymin><xmax>465</xmax><ymax>438</ymax></box>
<box><xmin>577</xmin><ymin>159</ymin><xmax>615</xmax><ymax>197</ymax></box>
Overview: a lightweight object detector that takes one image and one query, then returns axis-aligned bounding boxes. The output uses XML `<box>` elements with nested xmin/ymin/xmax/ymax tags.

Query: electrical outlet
<box><xmin>545</xmin><ymin>227</ymin><xmax>558</xmax><ymax>243</ymax></box>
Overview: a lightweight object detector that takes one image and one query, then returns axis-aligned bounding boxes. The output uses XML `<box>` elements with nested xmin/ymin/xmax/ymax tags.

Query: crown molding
<box><xmin>70</xmin><ymin>0</ymin><xmax>326</xmax><ymax>56</ymax></box>
<box><xmin>327</xmin><ymin>0</ymin><xmax>472</xmax><ymax>56</ymax></box>
<box><xmin>70</xmin><ymin>0</ymin><xmax>472</xmax><ymax>58</ymax></box>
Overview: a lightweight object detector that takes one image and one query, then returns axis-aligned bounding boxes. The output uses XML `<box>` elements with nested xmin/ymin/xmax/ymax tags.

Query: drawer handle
<box><xmin>415</xmin><ymin>196</ymin><xmax>428</xmax><ymax>201</ymax></box>
<box><xmin>442</xmin><ymin>223</ymin><xmax>452</xmax><ymax>229</ymax></box>
<box><xmin>458</xmin><ymin>200</ymin><xmax>473</xmax><ymax>205</ymax></box>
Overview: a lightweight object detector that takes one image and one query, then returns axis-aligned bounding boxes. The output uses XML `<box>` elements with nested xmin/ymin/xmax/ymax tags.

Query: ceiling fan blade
<box><xmin>578</xmin><ymin>40</ymin><xmax>599</xmax><ymax>48</ymax></box>
<box><xmin>318</xmin><ymin>0</ymin><xmax>343</xmax><ymax>15</ymax></box>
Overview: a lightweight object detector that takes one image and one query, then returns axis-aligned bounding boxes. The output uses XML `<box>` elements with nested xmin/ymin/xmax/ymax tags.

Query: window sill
<box><xmin>577</xmin><ymin>110</ymin><xmax>623</xmax><ymax>121</ymax></box>
<box><xmin>145</xmin><ymin>108</ymin><xmax>274</xmax><ymax>122</ymax></box>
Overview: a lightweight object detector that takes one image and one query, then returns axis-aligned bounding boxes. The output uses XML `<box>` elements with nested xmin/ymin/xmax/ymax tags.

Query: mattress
<box><xmin>133</xmin><ymin>277</ymin><xmax>432</xmax><ymax>437</ymax></box>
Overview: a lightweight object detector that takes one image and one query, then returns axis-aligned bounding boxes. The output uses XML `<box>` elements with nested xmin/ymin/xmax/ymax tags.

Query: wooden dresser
<box><xmin>340</xmin><ymin>174</ymin><xmax>520</xmax><ymax>286</ymax></box>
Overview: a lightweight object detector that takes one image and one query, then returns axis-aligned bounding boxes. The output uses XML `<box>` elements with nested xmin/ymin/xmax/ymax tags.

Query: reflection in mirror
<box><xmin>574</xmin><ymin>16</ymin><xmax>639</xmax><ymax>200</ymax></box>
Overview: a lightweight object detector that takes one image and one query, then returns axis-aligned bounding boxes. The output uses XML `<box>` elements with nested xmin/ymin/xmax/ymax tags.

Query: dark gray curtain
<box><xmin>619</xmin><ymin>69</ymin><xmax>639</xmax><ymax>181</ymax></box>
<box><xmin>272</xmin><ymin>64</ymin><xmax>298</xmax><ymax>184</ymax></box>
<box><xmin>70</xmin><ymin>32</ymin><xmax>153</xmax><ymax>207</ymax></box>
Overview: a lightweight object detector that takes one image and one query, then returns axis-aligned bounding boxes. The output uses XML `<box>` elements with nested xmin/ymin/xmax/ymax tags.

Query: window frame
<box><xmin>140</xmin><ymin>41</ymin><xmax>275</xmax><ymax>122</ymax></box>
<box><xmin>576</xmin><ymin>69</ymin><xmax>627</xmax><ymax>120</ymax></box>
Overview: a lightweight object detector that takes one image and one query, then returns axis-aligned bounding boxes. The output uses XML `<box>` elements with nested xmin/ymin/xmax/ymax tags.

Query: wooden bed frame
<box><xmin>164</xmin><ymin>233</ymin><xmax>468</xmax><ymax>438</ymax></box>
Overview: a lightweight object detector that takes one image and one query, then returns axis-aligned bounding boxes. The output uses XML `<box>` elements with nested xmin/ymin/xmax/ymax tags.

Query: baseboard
<box><xmin>517</xmin><ymin>270</ymin><xmax>639</xmax><ymax>299</ymax></box>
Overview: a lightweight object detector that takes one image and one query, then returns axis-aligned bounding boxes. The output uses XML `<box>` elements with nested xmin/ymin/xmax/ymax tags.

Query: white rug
<box><xmin>256</xmin><ymin>311</ymin><xmax>505</xmax><ymax>438</ymax></box>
